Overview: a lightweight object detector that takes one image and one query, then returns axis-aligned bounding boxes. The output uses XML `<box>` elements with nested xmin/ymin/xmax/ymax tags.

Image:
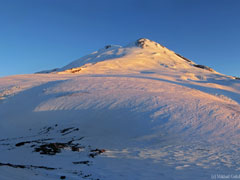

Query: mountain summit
<box><xmin>39</xmin><ymin>38</ymin><xmax>216</xmax><ymax>78</ymax></box>
<box><xmin>134</xmin><ymin>38</ymin><xmax>165</xmax><ymax>49</ymax></box>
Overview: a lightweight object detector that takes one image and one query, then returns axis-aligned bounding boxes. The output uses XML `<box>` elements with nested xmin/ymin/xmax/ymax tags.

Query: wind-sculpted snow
<box><xmin>1</xmin><ymin>39</ymin><xmax>240</xmax><ymax>179</ymax></box>
<box><xmin>1</xmin><ymin>71</ymin><xmax>240</xmax><ymax>179</ymax></box>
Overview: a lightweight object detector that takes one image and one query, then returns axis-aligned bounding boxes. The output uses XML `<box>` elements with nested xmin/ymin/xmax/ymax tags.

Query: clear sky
<box><xmin>0</xmin><ymin>0</ymin><xmax>240</xmax><ymax>77</ymax></box>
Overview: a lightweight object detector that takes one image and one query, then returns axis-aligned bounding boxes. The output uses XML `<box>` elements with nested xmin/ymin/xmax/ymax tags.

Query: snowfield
<box><xmin>1</xmin><ymin>38</ymin><xmax>240</xmax><ymax>180</ymax></box>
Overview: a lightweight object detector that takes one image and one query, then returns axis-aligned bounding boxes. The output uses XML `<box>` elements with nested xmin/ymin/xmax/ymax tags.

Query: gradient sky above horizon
<box><xmin>0</xmin><ymin>0</ymin><xmax>240</xmax><ymax>77</ymax></box>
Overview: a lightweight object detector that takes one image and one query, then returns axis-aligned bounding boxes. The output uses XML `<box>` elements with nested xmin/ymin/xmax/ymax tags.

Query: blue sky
<box><xmin>0</xmin><ymin>0</ymin><xmax>240</xmax><ymax>77</ymax></box>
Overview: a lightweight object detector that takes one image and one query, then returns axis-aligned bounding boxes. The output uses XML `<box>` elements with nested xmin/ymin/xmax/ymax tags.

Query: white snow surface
<box><xmin>1</xmin><ymin>39</ymin><xmax>240</xmax><ymax>180</ymax></box>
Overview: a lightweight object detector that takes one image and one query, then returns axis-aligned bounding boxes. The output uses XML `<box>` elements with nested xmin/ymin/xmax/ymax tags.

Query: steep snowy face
<box><xmin>46</xmin><ymin>38</ymin><xmax>217</xmax><ymax>77</ymax></box>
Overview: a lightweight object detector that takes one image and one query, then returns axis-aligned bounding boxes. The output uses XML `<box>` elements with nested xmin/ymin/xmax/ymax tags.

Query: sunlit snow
<box><xmin>1</xmin><ymin>38</ymin><xmax>240</xmax><ymax>180</ymax></box>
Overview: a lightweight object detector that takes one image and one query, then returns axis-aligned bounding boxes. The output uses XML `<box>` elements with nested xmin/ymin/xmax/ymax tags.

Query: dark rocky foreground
<box><xmin>0</xmin><ymin>124</ymin><xmax>106</xmax><ymax>180</ymax></box>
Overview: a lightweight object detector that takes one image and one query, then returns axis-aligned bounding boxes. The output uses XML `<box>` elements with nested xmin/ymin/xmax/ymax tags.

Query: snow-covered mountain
<box><xmin>1</xmin><ymin>38</ymin><xmax>240</xmax><ymax>180</ymax></box>
<box><xmin>39</xmin><ymin>38</ymin><xmax>216</xmax><ymax>77</ymax></box>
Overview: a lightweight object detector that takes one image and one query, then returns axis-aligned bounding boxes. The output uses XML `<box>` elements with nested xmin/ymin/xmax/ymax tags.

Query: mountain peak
<box><xmin>135</xmin><ymin>38</ymin><xmax>164</xmax><ymax>49</ymax></box>
<box><xmin>38</xmin><ymin>38</ymin><xmax>218</xmax><ymax>75</ymax></box>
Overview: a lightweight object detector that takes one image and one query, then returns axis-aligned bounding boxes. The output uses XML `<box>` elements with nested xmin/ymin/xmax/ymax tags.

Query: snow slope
<box><xmin>1</xmin><ymin>39</ymin><xmax>240</xmax><ymax>180</ymax></box>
